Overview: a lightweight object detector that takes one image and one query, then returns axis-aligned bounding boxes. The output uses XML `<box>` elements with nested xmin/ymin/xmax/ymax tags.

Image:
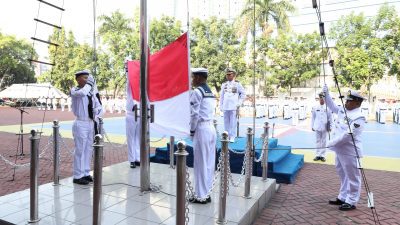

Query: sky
<box><xmin>1</xmin><ymin>0</ymin><xmax>400</xmax><ymax>60</ymax></box>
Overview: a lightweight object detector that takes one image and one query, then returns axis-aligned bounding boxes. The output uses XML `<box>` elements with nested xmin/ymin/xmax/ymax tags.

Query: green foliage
<box><xmin>239</xmin><ymin>0</ymin><xmax>295</xmax><ymax>36</ymax></box>
<box><xmin>0</xmin><ymin>32</ymin><xmax>36</xmax><ymax>90</ymax></box>
<box><xmin>150</xmin><ymin>16</ymin><xmax>182</xmax><ymax>52</ymax></box>
<box><xmin>190</xmin><ymin>17</ymin><xmax>249</xmax><ymax>93</ymax></box>
<box><xmin>261</xmin><ymin>32</ymin><xmax>321</xmax><ymax>93</ymax></box>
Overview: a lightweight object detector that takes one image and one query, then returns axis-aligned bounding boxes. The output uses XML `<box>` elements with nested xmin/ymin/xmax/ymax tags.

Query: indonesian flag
<box><xmin>127</xmin><ymin>33</ymin><xmax>190</xmax><ymax>137</ymax></box>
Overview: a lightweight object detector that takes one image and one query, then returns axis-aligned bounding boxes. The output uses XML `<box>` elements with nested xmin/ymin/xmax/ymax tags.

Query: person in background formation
<box><xmin>125</xmin><ymin>67</ymin><xmax>141</xmax><ymax>169</ymax></box>
<box><xmin>38</xmin><ymin>96</ymin><xmax>45</xmax><ymax>110</ymax></box>
<box><xmin>311</xmin><ymin>92</ymin><xmax>332</xmax><ymax>162</ymax></box>
<box><xmin>323</xmin><ymin>85</ymin><xmax>366</xmax><ymax>211</ymax></box>
<box><xmin>46</xmin><ymin>97</ymin><xmax>51</xmax><ymax>110</ymax></box>
<box><xmin>393</xmin><ymin>100</ymin><xmax>400</xmax><ymax>124</ymax></box>
<box><xmin>360</xmin><ymin>99</ymin><xmax>369</xmax><ymax>122</ymax></box>
<box><xmin>67</xmin><ymin>96</ymin><xmax>72</xmax><ymax>112</ymax></box>
<box><xmin>60</xmin><ymin>96</ymin><xmax>66</xmax><ymax>111</ymax></box>
<box><xmin>282</xmin><ymin>97</ymin><xmax>291</xmax><ymax>120</ymax></box>
<box><xmin>52</xmin><ymin>97</ymin><xmax>57</xmax><ymax>110</ymax></box>
<box><xmin>108</xmin><ymin>96</ymin><xmax>115</xmax><ymax>114</ymax></box>
<box><xmin>189</xmin><ymin>68</ymin><xmax>216</xmax><ymax>204</ymax></box>
<box><xmin>219</xmin><ymin>68</ymin><xmax>246</xmax><ymax>142</ymax></box>
<box><xmin>299</xmin><ymin>97</ymin><xmax>307</xmax><ymax>120</ymax></box>
<box><xmin>376</xmin><ymin>98</ymin><xmax>387</xmax><ymax>124</ymax></box>
<box><xmin>70</xmin><ymin>69</ymin><xmax>103</xmax><ymax>185</ymax></box>
<box><xmin>291</xmin><ymin>97</ymin><xmax>299</xmax><ymax>126</ymax></box>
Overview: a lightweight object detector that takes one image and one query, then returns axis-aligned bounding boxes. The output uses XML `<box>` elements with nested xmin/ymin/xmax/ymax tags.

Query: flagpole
<box><xmin>139</xmin><ymin>0</ymin><xmax>150</xmax><ymax>191</ymax></box>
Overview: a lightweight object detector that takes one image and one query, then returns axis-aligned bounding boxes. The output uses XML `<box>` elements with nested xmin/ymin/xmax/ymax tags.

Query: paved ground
<box><xmin>0</xmin><ymin>106</ymin><xmax>399</xmax><ymax>224</ymax></box>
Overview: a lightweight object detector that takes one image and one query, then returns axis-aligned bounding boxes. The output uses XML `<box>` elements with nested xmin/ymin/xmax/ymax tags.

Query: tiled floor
<box><xmin>0</xmin><ymin>162</ymin><xmax>276</xmax><ymax>225</ymax></box>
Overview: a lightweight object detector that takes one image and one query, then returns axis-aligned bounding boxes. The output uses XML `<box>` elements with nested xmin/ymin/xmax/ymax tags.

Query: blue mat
<box><xmin>151</xmin><ymin>137</ymin><xmax>304</xmax><ymax>184</ymax></box>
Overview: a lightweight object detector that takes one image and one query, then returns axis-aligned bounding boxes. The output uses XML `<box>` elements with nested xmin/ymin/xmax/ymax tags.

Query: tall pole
<box><xmin>139</xmin><ymin>0</ymin><xmax>150</xmax><ymax>191</ymax></box>
<box><xmin>92</xmin><ymin>0</ymin><xmax>97</xmax><ymax>76</ymax></box>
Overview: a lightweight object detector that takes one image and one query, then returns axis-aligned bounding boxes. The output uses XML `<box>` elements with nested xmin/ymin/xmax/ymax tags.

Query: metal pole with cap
<box><xmin>53</xmin><ymin>120</ymin><xmax>60</xmax><ymax>185</ymax></box>
<box><xmin>169</xmin><ymin>136</ymin><xmax>175</xmax><ymax>168</ymax></box>
<box><xmin>139</xmin><ymin>0</ymin><xmax>151</xmax><ymax>192</ymax></box>
<box><xmin>98</xmin><ymin>117</ymin><xmax>103</xmax><ymax>136</ymax></box>
<box><xmin>175</xmin><ymin>141</ymin><xmax>188</xmax><ymax>225</ymax></box>
<box><xmin>29</xmin><ymin>130</ymin><xmax>40</xmax><ymax>223</ymax></box>
<box><xmin>93</xmin><ymin>134</ymin><xmax>103</xmax><ymax>225</ymax></box>
<box><xmin>217</xmin><ymin>131</ymin><xmax>229</xmax><ymax>224</ymax></box>
<box><xmin>244</xmin><ymin>127</ymin><xmax>253</xmax><ymax>198</ymax></box>
<box><xmin>262</xmin><ymin>122</ymin><xmax>270</xmax><ymax>181</ymax></box>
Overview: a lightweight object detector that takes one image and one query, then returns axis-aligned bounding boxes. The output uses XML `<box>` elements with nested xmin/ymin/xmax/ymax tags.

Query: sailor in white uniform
<box><xmin>71</xmin><ymin>70</ymin><xmax>103</xmax><ymax>185</ymax></box>
<box><xmin>125</xmin><ymin>67</ymin><xmax>140</xmax><ymax>168</ymax></box>
<box><xmin>189</xmin><ymin>68</ymin><xmax>216</xmax><ymax>204</ymax></box>
<box><xmin>377</xmin><ymin>99</ymin><xmax>387</xmax><ymax>124</ymax></box>
<box><xmin>291</xmin><ymin>97</ymin><xmax>300</xmax><ymax>126</ymax></box>
<box><xmin>323</xmin><ymin>85</ymin><xmax>366</xmax><ymax>211</ymax></box>
<box><xmin>219</xmin><ymin>68</ymin><xmax>246</xmax><ymax>142</ymax></box>
<box><xmin>282</xmin><ymin>97</ymin><xmax>291</xmax><ymax>119</ymax></box>
<box><xmin>311</xmin><ymin>92</ymin><xmax>332</xmax><ymax>162</ymax></box>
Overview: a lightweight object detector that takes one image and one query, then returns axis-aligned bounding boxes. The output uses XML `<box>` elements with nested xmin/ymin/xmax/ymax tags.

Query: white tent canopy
<box><xmin>0</xmin><ymin>83</ymin><xmax>68</xmax><ymax>99</ymax></box>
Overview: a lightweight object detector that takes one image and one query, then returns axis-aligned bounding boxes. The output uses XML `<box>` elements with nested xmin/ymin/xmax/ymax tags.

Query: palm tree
<box><xmin>239</xmin><ymin>0</ymin><xmax>295</xmax><ymax>36</ymax></box>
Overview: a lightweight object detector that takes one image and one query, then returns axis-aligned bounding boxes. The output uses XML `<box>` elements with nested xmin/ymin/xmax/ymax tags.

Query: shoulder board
<box><xmin>234</xmin><ymin>80</ymin><xmax>240</xmax><ymax>83</ymax></box>
<box><xmin>197</xmin><ymin>84</ymin><xmax>215</xmax><ymax>98</ymax></box>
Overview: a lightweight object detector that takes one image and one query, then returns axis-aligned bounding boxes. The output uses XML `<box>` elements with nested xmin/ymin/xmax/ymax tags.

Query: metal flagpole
<box><xmin>139</xmin><ymin>0</ymin><xmax>150</xmax><ymax>191</ymax></box>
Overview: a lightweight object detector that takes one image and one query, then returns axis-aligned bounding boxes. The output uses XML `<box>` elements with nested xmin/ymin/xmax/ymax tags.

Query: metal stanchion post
<box><xmin>53</xmin><ymin>120</ymin><xmax>60</xmax><ymax>186</ymax></box>
<box><xmin>28</xmin><ymin>130</ymin><xmax>40</xmax><ymax>223</ymax></box>
<box><xmin>175</xmin><ymin>141</ymin><xmax>188</xmax><ymax>225</ymax></box>
<box><xmin>243</xmin><ymin>127</ymin><xmax>253</xmax><ymax>199</ymax></box>
<box><xmin>217</xmin><ymin>132</ymin><xmax>229</xmax><ymax>224</ymax></box>
<box><xmin>93</xmin><ymin>134</ymin><xmax>104</xmax><ymax>225</ymax></box>
<box><xmin>262</xmin><ymin>122</ymin><xmax>270</xmax><ymax>181</ymax></box>
<box><xmin>169</xmin><ymin>136</ymin><xmax>175</xmax><ymax>168</ymax></box>
<box><xmin>98</xmin><ymin>117</ymin><xmax>103</xmax><ymax>136</ymax></box>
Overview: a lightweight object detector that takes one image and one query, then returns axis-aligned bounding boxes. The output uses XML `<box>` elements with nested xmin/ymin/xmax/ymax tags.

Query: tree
<box><xmin>149</xmin><ymin>16</ymin><xmax>182</xmax><ymax>52</ymax></box>
<box><xmin>329</xmin><ymin>11</ymin><xmax>387</xmax><ymax>91</ymax></box>
<box><xmin>239</xmin><ymin>0</ymin><xmax>295</xmax><ymax>36</ymax></box>
<box><xmin>190</xmin><ymin>17</ymin><xmax>249</xmax><ymax>93</ymax></box>
<box><xmin>0</xmin><ymin>32</ymin><xmax>36</xmax><ymax>90</ymax></box>
<box><xmin>263</xmin><ymin>32</ymin><xmax>321</xmax><ymax>95</ymax></box>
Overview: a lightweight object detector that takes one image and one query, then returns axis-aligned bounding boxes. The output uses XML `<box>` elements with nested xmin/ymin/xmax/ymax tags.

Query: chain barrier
<box><xmin>185</xmin><ymin>147</ymin><xmax>224</xmax><ymax>201</ymax></box>
<box><xmin>58</xmin><ymin>133</ymin><xmax>75</xmax><ymax>155</ymax></box>
<box><xmin>184</xmin><ymin>168</ymin><xmax>191</xmax><ymax>225</ymax></box>
<box><xmin>39</xmin><ymin>134</ymin><xmax>54</xmax><ymax>159</ymax></box>
<box><xmin>253</xmin><ymin>146</ymin><xmax>264</xmax><ymax>163</ymax></box>
<box><xmin>228</xmin><ymin>146</ymin><xmax>248</xmax><ymax>187</ymax></box>
<box><xmin>102</xmin><ymin>128</ymin><xmax>127</xmax><ymax>148</ymax></box>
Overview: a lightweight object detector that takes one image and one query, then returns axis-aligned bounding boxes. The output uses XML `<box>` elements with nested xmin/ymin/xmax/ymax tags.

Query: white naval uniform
<box><xmin>71</xmin><ymin>84</ymin><xmax>103</xmax><ymax>179</ymax></box>
<box><xmin>325</xmin><ymin>92</ymin><xmax>365</xmax><ymax>206</ymax></box>
<box><xmin>393</xmin><ymin>103</ymin><xmax>400</xmax><ymax>124</ymax></box>
<box><xmin>283</xmin><ymin>100</ymin><xmax>291</xmax><ymax>119</ymax></box>
<box><xmin>291</xmin><ymin>102</ymin><xmax>299</xmax><ymax>126</ymax></box>
<box><xmin>377</xmin><ymin>102</ymin><xmax>387</xmax><ymax>124</ymax></box>
<box><xmin>125</xmin><ymin>78</ymin><xmax>140</xmax><ymax>163</ymax></box>
<box><xmin>219</xmin><ymin>80</ymin><xmax>246</xmax><ymax>139</ymax></box>
<box><xmin>190</xmin><ymin>83</ymin><xmax>217</xmax><ymax>199</ymax></box>
<box><xmin>360</xmin><ymin>101</ymin><xmax>369</xmax><ymax>119</ymax></box>
<box><xmin>311</xmin><ymin>103</ymin><xmax>332</xmax><ymax>158</ymax></box>
<box><xmin>60</xmin><ymin>98</ymin><xmax>66</xmax><ymax>111</ymax></box>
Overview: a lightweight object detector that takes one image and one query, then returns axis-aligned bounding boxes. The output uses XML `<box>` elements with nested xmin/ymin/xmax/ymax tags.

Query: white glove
<box><xmin>322</xmin><ymin>84</ymin><xmax>329</xmax><ymax>96</ymax></box>
<box><xmin>87</xmin><ymin>75</ymin><xmax>95</xmax><ymax>87</ymax></box>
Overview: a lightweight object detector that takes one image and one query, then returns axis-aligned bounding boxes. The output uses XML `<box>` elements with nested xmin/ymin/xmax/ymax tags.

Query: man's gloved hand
<box><xmin>87</xmin><ymin>75</ymin><xmax>95</xmax><ymax>87</ymax></box>
<box><xmin>322</xmin><ymin>84</ymin><xmax>329</xmax><ymax>96</ymax></box>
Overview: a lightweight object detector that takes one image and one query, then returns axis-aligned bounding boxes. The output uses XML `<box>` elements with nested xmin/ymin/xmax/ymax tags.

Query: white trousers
<box><xmin>292</xmin><ymin>109</ymin><xmax>299</xmax><ymax>125</ymax></box>
<box><xmin>335</xmin><ymin>153</ymin><xmax>361</xmax><ymax>206</ymax></box>
<box><xmin>223</xmin><ymin>110</ymin><xmax>237</xmax><ymax>138</ymax></box>
<box><xmin>315</xmin><ymin>131</ymin><xmax>327</xmax><ymax>157</ymax></box>
<box><xmin>193</xmin><ymin>122</ymin><xmax>216</xmax><ymax>199</ymax></box>
<box><xmin>379</xmin><ymin>110</ymin><xmax>386</xmax><ymax>124</ymax></box>
<box><xmin>72</xmin><ymin>120</ymin><xmax>94</xmax><ymax>179</ymax></box>
<box><xmin>126</xmin><ymin>114</ymin><xmax>140</xmax><ymax>162</ymax></box>
<box><xmin>283</xmin><ymin>106</ymin><xmax>291</xmax><ymax>119</ymax></box>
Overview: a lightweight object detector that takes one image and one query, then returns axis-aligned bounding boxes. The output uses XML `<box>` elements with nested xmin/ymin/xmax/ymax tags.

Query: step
<box><xmin>267</xmin><ymin>145</ymin><xmax>291</xmax><ymax>171</ymax></box>
<box><xmin>269</xmin><ymin>153</ymin><xmax>304</xmax><ymax>184</ymax></box>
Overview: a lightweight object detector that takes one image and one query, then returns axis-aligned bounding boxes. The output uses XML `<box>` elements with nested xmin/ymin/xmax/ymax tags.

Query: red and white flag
<box><xmin>127</xmin><ymin>33</ymin><xmax>190</xmax><ymax>137</ymax></box>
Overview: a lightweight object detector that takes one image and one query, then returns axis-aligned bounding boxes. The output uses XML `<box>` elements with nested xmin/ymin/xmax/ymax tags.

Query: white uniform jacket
<box><xmin>190</xmin><ymin>84</ymin><xmax>216</xmax><ymax>133</ymax></box>
<box><xmin>311</xmin><ymin>104</ymin><xmax>332</xmax><ymax>132</ymax></box>
<box><xmin>219</xmin><ymin>80</ymin><xmax>246</xmax><ymax>111</ymax></box>
<box><xmin>325</xmin><ymin>94</ymin><xmax>366</xmax><ymax>157</ymax></box>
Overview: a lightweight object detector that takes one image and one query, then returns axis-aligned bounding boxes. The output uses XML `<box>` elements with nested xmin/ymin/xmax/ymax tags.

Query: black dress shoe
<box><xmin>339</xmin><ymin>203</ymin><xmax>356</xmax><ymax>211</ymax></box>
<box><xmin>320</xmin><ymin>157</ymin><xmax>326</xmax><ymax>162</ymax></box>
<box><xmin>73</xmin><ymin>178</ymin><xmax>89</xmax><ymax>185</ymax></box>
<box><xmin>313</xmin><ymin>156</ymin><xmax>320</xmax><ymax>161</ymax></box>
<box><xmin>189</xmin><ymin>197</ymin><xmax>207</xmax><ymax>204</ymax></box>
<box><xmin>83</xmin><ymin>175</ymin><xmax>93</xmax><ymax>182</ymax></box>
<box><xmin>329</xmin><ymin>198</ymin><xmax>345</xmax><ymax>205</ymax></box>
<box><xmin>135</xmin><ymin>161</ymin><xmax>140</xmax><ymax>166</ymax></box>
<box><xmin>130</xmin><ymin>162</ymin><xmax>136</xmax><ymax>168</ymax></box>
